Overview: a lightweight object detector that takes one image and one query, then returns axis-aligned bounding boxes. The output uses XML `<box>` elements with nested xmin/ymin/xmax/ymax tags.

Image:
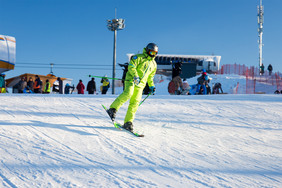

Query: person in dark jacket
<box><xmin>18</xmin><ymin>77</ymin><xmax>27</xmax><ymax>93</ymax></box>
<box><xmin>196</xmin><ymin>69</ymin><xmax>209</xmax><ymax>95</ymax></box>
<box><xmin>119</xmin><ymin>63</ymin><xmax>129</xmax><ymax>90</ymax></box>
<box><xmin>76</xmin><ymin>79</ymin><xmax>85</xmax><ymax>94</ymax></box>
<box><xmin>267</xmin><ymin>64</ymin><xmax>273</xmax><ymax>76</ymax></box>
<box><xmin>260</xmin><ymin>64</ymin><xmax>265</xmax><ymax>75</ymax></box>
<box><xmin>87</xmin><ymin>78</ymin><xmax>96</xmax><ymax>94</ymax></box>
<box><xmin>27</xmin><ymin>77</ymin><xmax>34</xmax><ymax>92</ymax></box>
<box><xmin>53</xmin><ymin>77</ymin><xmax>63</xmax><ymax>94</ymax></box>
<box><xmin>212</xmin><ymin>82</ymin><xmax>223</xmax><ymax>94</ymax></box>
<box><xmin>172</xmin><ymin>61</ymin><xmax>182</xmax><ymax>78</ymax></box>
<box><xmin>33</xmin><ymin>75</ymin><xmax>42</xmax><ymax>93</ymax></box>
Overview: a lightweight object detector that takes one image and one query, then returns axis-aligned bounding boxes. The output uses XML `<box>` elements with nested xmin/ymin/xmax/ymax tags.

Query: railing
<box><xmin>218</xmin><ymin>64</ymin><xmax>282</xmax><ymax>94</ymax></box>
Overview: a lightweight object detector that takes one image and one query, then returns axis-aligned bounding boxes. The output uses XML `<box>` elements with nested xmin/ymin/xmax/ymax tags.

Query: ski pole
<box><xmin>88</xmin><ymin>75</ymin><xmax>132</xmax><ymax>82</ymax></box>
<box><xmin>139</xmin><ymin>93</ymin><xmax>151</xmax><ymax>106</ymax></box>
<box><xmin>88</xmin><ymin>75</ymin><xmax>125</xmax><ymax>81</ymax></box>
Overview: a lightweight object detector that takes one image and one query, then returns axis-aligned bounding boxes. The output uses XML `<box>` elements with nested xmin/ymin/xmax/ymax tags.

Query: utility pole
<box><xmin>107</xmin><ymin>9</ymin><xmax>125</xmax><ymax>94</ymax></box>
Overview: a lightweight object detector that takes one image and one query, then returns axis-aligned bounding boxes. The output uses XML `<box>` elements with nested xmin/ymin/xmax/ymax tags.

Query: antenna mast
<box><xmin>257</xmin><ymin>0</ymin><xmax>264</xmax><ymax>72</ymax></box>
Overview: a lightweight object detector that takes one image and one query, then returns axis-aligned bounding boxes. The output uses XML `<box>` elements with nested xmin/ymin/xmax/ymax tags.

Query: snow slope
<box><xmin>0</xmin><ymin>94</ymin><xmax>282</xmax><ymax>187</ymax></box>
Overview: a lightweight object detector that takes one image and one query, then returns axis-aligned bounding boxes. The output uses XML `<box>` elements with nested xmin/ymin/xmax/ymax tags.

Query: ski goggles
<box><xmin>148</xmin><ymin>50</ymin><xmax>158</xmax><ymax>56</ymax></box>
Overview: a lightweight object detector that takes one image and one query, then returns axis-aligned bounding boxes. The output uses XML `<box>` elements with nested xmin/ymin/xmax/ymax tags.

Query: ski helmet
<box><xmin>145</xmin><ymin>43</ymin><xmax>158</xmax><ymax>57</ymax></box>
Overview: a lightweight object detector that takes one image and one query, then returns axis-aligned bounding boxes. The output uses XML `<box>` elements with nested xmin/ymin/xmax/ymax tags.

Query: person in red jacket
<box><xmin>76</xmin><ymin>79</ymin><xmax>85</xmax><ymax>94</ymax></box>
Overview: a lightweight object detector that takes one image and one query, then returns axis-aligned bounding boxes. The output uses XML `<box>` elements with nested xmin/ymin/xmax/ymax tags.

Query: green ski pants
<box><xmin>110</xmin><ymin>81</ymin><xmax>144</xmax><ymax>123</ymax></box>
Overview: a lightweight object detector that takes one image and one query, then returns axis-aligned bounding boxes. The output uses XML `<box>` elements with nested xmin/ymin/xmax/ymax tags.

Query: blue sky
<box><xmin>1</xmin><ymin>0</ymin><xmax>282</xmax><ymax>87</ymax></box>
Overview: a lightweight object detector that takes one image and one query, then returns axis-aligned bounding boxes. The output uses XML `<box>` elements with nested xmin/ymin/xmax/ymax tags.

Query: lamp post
<box><xmin>50</xmin><ymin>63</ymin><xmax>54</xmax><ymax>75</ymax></box>
<box><xmin>107</xmin><ymin>17</ymin><xmax>125</xmax><ymax>94</ymax></box>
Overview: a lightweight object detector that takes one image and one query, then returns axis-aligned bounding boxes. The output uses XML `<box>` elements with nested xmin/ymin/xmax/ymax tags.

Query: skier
<box><xmin>106</xmin><ymin>43</ymin><xmax>158</xmax><ymax>132</ymax></box>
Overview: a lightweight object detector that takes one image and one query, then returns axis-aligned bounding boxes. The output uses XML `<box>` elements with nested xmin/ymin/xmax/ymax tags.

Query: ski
<box><xmin>101</xmin><ymin>104</ymin><xmax>144</xmax><ymax>137</ymax></box>
<box><xmin>113</xmin><ymin>122</ymin><xmax>144</xmax><ymax>137</ymax></box>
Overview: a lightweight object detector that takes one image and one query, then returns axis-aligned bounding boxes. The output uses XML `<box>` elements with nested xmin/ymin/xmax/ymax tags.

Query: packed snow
<box><xmin>0</xmin><ymin>75</ymin><xmax>282</xmax><ymax>187</ymax></box>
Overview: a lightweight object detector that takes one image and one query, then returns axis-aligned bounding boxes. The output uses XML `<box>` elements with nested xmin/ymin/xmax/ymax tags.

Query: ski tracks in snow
<box><xmin>1</xmin><ymin>95</ymin><xmax>282</xmax><ymax>187</ymax></box>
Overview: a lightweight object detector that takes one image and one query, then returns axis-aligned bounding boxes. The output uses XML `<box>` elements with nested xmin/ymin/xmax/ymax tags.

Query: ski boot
<box><xmin>107</xmin><ymin>108</ymin><xmax>117</xmax><ymax>122</ymax></box>
<box><xmin>123</xmin><ymin>122</ymin><xmax>133</xmax><ymax>132</ymax></box>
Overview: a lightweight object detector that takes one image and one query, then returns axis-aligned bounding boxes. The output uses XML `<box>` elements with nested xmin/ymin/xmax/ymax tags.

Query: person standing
<box><xmin>267</xmin><ymin>64</ymin><xmax>273</xmax><ymax>76</ymax></box>
<box><xmin>43</xmin><ymin>79</ymin><xmax>51</xmax><ymax>94</ymax></box>
<box><xmin>101</xmin><ymin>76</ymin><xmax>110</xmax><ymax>94</ymax></box>
<box><xmin>0</xmin><ymin>73</ymin><xmax>6</xmax><ymax>93</ymax></box>
<box><xmin>196</xmin><ymin>69</ymin><xmax>209</xmax><ymax>95</ymax></box>
<box><xmin>119</xmin><ymin>63</ymin><xmax>129</xmax><ymax>90</ymax></box>
<box><xmin>27</xmin><ymin>77</ymin><xmax>34</xmax><ymax>92</ymax></box>
<box><xmin>260</xmin><ymin>64</ymin><xmax>265</xmax><ymax>75</ymax></box>
<box><xmin>87</xmin><ymin>78</ymin><xmax>96</xmax><ymax>94</ymax></box>
<box><xmin>18</xmin><ymin>77</ymin><xmax>27</xmax><ymax>93</ymax></box>
<box><xmin>106</xmin><ymin>43</ymin><xmax>158</xmax><ymax>132</ymax></box>
<box><xmin>33</xmin><ymin>75</ymin><xmax>42</xmax><ymax>93</ymax></box>
<box><xmin>76</xmin><ymin>79</ymin><xmax>85</xmax><ymax>94</ymax></box>
<box><xmin>53</xmin><ymin>77</ymin><xmax>63</xmax><ymax>94</ymax></box>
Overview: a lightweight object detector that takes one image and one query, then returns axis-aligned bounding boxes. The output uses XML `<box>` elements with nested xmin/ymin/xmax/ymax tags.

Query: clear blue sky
<box><xmin>1</xmin><ymin>0</ymin><xmax>282</xmax><ymax>86</ymax></box>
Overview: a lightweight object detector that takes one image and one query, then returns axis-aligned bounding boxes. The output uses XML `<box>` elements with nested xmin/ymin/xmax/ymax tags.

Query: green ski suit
<box><xmin>110</xmin><ymin>48</ymin><xmax>157</xmax><ymax>124</ymax></box>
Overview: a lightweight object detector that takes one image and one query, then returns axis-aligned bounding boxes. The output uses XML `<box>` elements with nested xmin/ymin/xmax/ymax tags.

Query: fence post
<box><xmin>254</xmin><ymin>79</ymin><xmax>256</xmax><ymax>94</ymax></box>
<box><xmin>235</xmin><ymin>82</ymin><xmax>239</xmax><ymax>94</ymax></box>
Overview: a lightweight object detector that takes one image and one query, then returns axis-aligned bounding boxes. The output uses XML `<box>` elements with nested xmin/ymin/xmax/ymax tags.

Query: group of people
<box><xmin>75</xmin><ymin>76</ymin><xmax>110</xmax><ymax>95</ymax></box>
<box><xmin>195</xmin><ymin>70</ymin><xmax>223</xmax><ymax>95</ymax></box>
<box><xmin>260</xmin><ymin>64</ymin><xmax>273</xmax><ymax>76</ymax></box>
<box><xmin>16</xmin><ymin>75</ymin><xmax>48</xmax><ymax>93</ymax></box>
<box><xmin>15</xmin><ymin>75</ymin><xmax>60</xmax><ymax>94</ymax></box>
<box><xmin>168</xmin><ymin>69</ymin><xmax>224</xmax><ymax>95</ymax></box>
<box><xmin>13</xmin><ymin>75</ymin><xmax>111</xmax><ymax>95</ymax></box>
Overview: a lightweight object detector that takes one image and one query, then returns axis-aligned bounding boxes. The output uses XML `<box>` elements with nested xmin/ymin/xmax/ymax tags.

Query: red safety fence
<box><xmin>218</xmin><ymin>64</ymin><xmax>282</xmax><ymax>94</ymax></box>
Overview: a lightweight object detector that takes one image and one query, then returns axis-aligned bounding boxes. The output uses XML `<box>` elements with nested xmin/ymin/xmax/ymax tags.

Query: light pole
<box><xmin>107</xmin><ymin>17</ymin><xmax>125</xmax><ymax>94</ymax></box>
<box><xmin>50</xmin><ymin>63</ymin><xmax>54</xmax><ymax>75</ymax></box>
<box><xmin>257</xmin><ymin>0</ymin><xmax>264</xmax><ymax>74</ymax></box>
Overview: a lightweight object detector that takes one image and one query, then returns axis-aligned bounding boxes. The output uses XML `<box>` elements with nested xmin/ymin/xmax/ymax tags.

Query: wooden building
<box><xmin>5</xmin><ymin>73</ymin><xmax>72</xmax><ymax>93</ymax></box>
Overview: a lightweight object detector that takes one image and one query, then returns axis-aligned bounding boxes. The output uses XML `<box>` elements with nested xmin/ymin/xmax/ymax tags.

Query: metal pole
<box><xmin>258</xmin><ymin>0</ymin><xmax>264</xmax><ymax>74</ymax></box>
<box><xmin>112</xmin><ymin>29</ymin><xmax>117</xmax><ymax>94</ymax></box>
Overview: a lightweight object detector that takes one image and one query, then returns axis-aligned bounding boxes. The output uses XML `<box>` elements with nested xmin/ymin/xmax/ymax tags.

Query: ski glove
<box><xmin>149</xmin><ymin>86</ymin><xmax>156</xmax><ymax>94</ymax></box>
<box><xmin>133</xmin><ymin>77</ymin><xmax>140</xmax><ymax>85</ymax></box>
